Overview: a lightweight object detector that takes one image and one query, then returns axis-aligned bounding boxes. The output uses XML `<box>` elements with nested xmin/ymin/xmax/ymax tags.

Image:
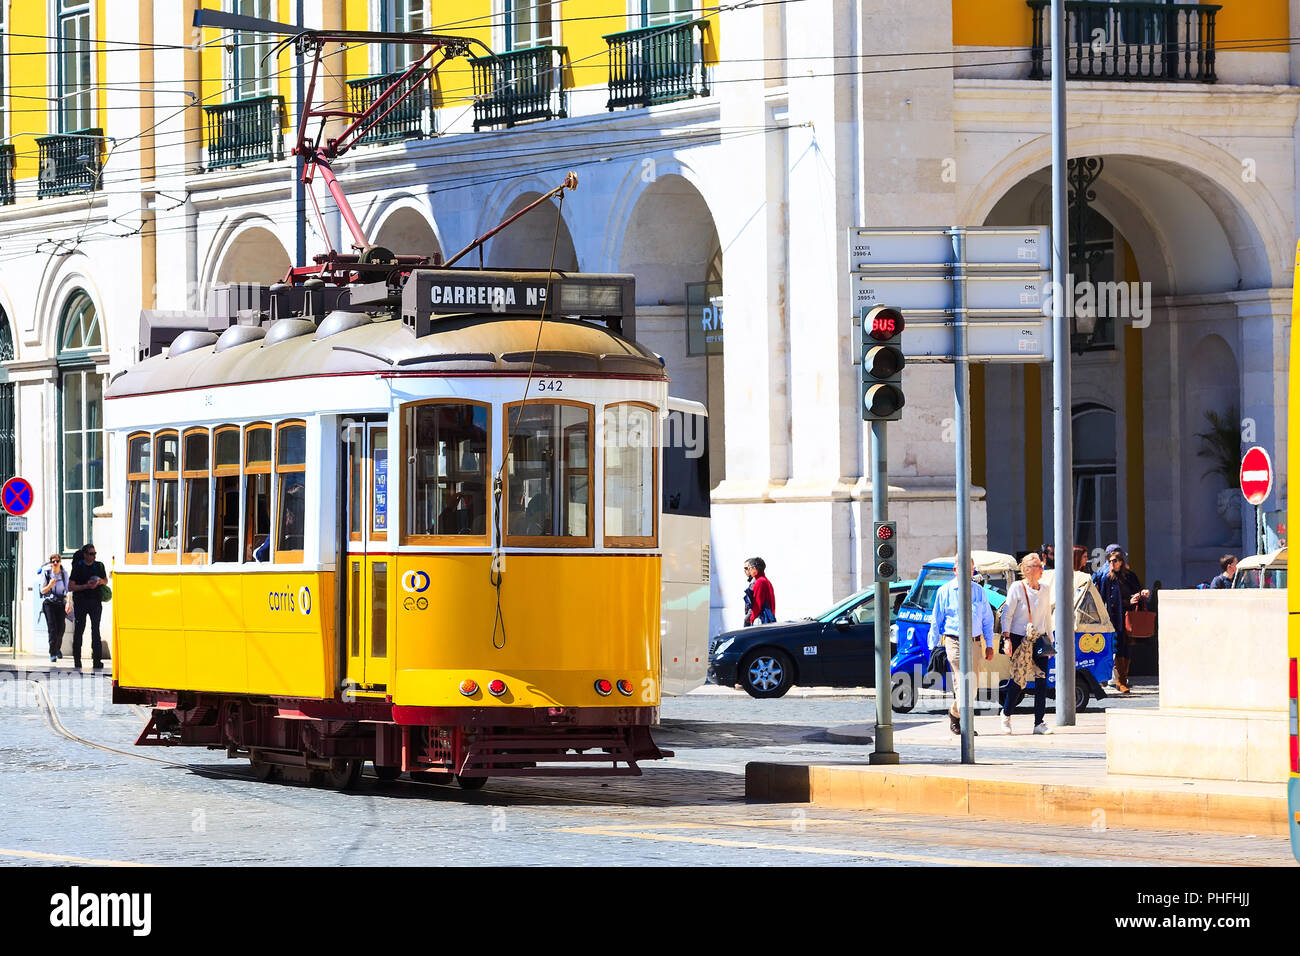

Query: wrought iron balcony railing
<box><xmin>472</xmin><ymin>46</ymin><xmax>568</xmax><ymax>130</ymax></box>
<box><xmin>36</xmin><ymin>129</ymin><xmax>105</xmax><ymax>198</ymax></box>
<box><xmin>203</xmin><ymin>95</ymin><xmax>285</xmax><ymax>171</ymax></box>
<box><xmin>1028</xmin><ymin>1</ymin><xmax>1219</xmax><ymax>82</ymax></box>
<box><xmin>347</xmin><ymin>70</ymin><xmax>431</xmax><ymax>144</ymax></box>
<box><xmin>604</xmin><ymin>19</ymin><xmax>710</xmax><ymax>110</ymax></box>
<box><xmin>0</xmin><ymin>146</ymin><xmax>14</xmax><ymax>206</ymax></box>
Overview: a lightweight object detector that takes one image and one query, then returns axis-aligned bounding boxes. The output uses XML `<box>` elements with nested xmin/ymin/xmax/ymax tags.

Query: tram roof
<box><xmin>106</xmin><ymin>313</ymin><xmax>666</xmax><ymax>399</ymax></box>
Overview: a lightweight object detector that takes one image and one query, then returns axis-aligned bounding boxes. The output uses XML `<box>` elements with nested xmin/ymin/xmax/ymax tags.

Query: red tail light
<box><xmin>488</xmin><ymin>679</ymin><xmax>507</xmax><ymax>697</ymax></box>
<box><xmin>617</xmin><ymin>679</ymin><xmax>634</xmax><ymax>697</ymax></box>
<box><xmin>594</xmin><ymin>679</ymin><xmax>613</xmax><ymax>696</ymax></box>
<box><xmin>459</xmin><ymin>679</ymin><xmax>479</xmax><ymax>697</ymax></box>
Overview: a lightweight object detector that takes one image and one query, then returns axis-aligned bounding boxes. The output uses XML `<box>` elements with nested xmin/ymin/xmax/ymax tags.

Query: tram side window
<box><xmin>504</xmin><ymin>403</ymin><xmax>592</xmax><ymax>544</ymax></box>
<box><xmin>153</xmin><ymin>431</ymin><xmax>180</xmax><ymax>562</ymax></box>
<box><xmin>182</xmin><ymin>428</ymin><xmax>210</xmax><ymax>564</ymax></box>
<box><xmin>125</xmin><ymin>433</ymin><xmax>151</xmax><ymax>562</ymax></box>
<box><xmin>663</xmin><ymin>411</ymin><xmax>710</xmax><ymax>518</ymax></box>
<box><xmin>276</xmin><ymin>421</ymin><xmax>306</xmax><ymax>561</ymax></box>
<box><xmin>603</xmin><ymin>403</ymin><xmax>656</xmax><ymax>546</ymax></box>
<box><xmin>244</xmin><ymin>424</ymin><xmax>272</xmax><ymax>563</ymax></box>
<box><xmin>404</xmin><ymin>402</ymin><xmax>489</xmax><ymax>540</ymax></box>
<box><xmin>213</xmin><ymin>426</ymin><xmax>241</xmax><ymax>563</ymax></box>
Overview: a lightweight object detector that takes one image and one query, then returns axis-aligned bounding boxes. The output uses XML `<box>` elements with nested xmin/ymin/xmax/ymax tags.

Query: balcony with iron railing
<box><xmin>604</xmin><ymin>19</ymin><xmax>710</xmax><ymax>111</ymax></box>
<box><xmin>203</xmin><ymin>95</ymin><xmax>285</xmax><ymax>171</ymax></box>
<box><xmin>347</xmin><ymin>70</ymin><xmax>431</xmax><ymax>144</ymax></box>
<box><xmin>472</xmin><ymin>46</ymin><xmax>568</xmax><ymax>131</ymax></box>
<box><xmin>0</xmin><ymin>146</ymin><xmax>14</xmax><ymax>206</ymax></box>
<box><xmin>36</xmin><ymin>129</ymin><xmax>105</xmax><ymax>198</ymax></box>
<box><xmin>1028</xmin><ymin>1</ymin><xmax>1220</xmax><ymax>82</ymax></box>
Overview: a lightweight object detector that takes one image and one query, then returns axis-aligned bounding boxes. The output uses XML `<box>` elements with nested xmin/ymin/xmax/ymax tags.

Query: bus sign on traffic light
<box><xmin>873</xmin><ymin>521</ymin><xmax>898</xmax><ymax>581</ymax></box>
<box><xmin>862</xmin><ymin>305</ymin><xmax>905</xmax><ymax>421</ymax></box>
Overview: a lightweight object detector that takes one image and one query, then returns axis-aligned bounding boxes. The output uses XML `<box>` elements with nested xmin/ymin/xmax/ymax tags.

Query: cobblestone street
<box><xmin>0</xmin><ymin>672</ymin><xmax>1289</xmax><ymax>867</ymax></box>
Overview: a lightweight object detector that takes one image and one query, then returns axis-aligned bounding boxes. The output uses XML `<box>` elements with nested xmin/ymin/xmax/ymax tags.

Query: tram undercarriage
<box><xmin>119</xmin><ymin>689</ymin><xmax>670</xmax><ymax>788</ymax></box>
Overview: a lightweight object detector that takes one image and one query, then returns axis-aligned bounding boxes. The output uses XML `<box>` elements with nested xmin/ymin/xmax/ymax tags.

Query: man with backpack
<box><xmin>37</xmin><ymin>552</ymin><xmax>70</xmax><ymax>662</ymax></box>
<box><xmin>68</xmin><ymin>543</ymin><xmax>109</xmax><ymax>670</ymax></box>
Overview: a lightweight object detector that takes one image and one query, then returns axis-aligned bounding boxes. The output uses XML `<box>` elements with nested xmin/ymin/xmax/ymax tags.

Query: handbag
<box><xmin>1125</xmin><ymin>595</ymin><xmax>1155</xmax><ymax>639</ymax></box>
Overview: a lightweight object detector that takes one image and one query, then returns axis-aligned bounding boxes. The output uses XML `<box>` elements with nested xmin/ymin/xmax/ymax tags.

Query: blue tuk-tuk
<box><xmin>889</xmin><ymin>559</ymin><xmax>1114</xmax><ymax>713</ymax></box>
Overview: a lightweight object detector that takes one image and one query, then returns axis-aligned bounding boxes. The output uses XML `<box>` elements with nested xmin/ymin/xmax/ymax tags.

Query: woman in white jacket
<box><xmin>999</xmin><ymin>552</ymin><xmax>1055</xmax><ymax>735</ymax></box>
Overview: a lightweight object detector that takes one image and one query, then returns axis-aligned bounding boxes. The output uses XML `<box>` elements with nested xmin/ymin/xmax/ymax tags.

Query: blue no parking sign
<box><xmin>1</xmin><ymin>476</ymin><xmax>33</xmax><ymax>517</ymax></box>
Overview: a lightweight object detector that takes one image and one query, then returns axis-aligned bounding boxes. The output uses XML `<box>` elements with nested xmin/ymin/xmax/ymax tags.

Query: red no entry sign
<box><xmin>1</xmin><ymin>476</ymin><xmax>33</xmax><ymax>516</ymax></box>
<box><xmin>1239</xmin><ymin>446</ymin><xmax>1273</xmax><ymax>506</ymax></box>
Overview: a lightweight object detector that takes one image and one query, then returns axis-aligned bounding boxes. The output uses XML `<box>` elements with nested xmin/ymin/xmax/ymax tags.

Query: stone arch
<box><xmin>37</xmin><ymin>264</ymin><xmax>108</xmax><ymax>359</ymax></box>
<box><xmin>483</xmin><ymin>192</ymin><xmax>579</xmax><ymax>272</ymax></box>
<box><xmin>960</xmin><ymin>128</ymin><xmax>1289</xmax><ymax>290</ymax></box>
<box><xmin>617</xmin><ymin>172</ymin><xmax>721</xmax><ymax>305</ymax></box>
<box><xmin>201</xmin><ymin>216</ymin><xmax>294</xmax><ymax>298</ymax></box>
<box><xmin>602</xmin><ymin>157</ymin><xmax>724</xmax><ymax>278</ymax></box>
<box><xmin>367</xmin><ymin>195</ymin><xmax>443</xmax><ymax>260</ymax></box>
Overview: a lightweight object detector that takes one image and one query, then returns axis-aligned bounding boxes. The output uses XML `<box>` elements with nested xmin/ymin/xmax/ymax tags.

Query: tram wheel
<box><xmin>323</xmin><ymin>759</ymin><xmax>363</xmax><ymax>791</ymax></box>
<box><xmin>455</xmin><ymin>774</ymin><xmax>488</xmax><ymax>791</ymax></box>
<box><xmin>373</xmin><ymin>764</ymin><xmax>402</xmax><ymax>781</ymax></box>
<box><xmin>248</xmin><ymin>752</ymin><xmax>275</xmax><ymax>781</ymax></box>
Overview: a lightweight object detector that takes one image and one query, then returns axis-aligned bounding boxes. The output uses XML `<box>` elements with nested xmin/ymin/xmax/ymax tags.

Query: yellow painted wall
<box><xmin>7</xmin><ymin>3</ymin><xmax>50</xmax><ymax>184</ymax></box>
<box><xmin>954</xmin><ymin>1</ymin><xmax>1287</xmax><ymax>50</ymax></box>
<box><xmin>196</xmin><ymin>1</ymin><xmax>294</xmax><ymax>150</ymax></box>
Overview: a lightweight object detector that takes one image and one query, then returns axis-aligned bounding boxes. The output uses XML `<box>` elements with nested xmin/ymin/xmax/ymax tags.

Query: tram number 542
<box><xmin>535</xmin><ymin>379</ymin><xmax>564</xmax><ymax>392</ymax></box>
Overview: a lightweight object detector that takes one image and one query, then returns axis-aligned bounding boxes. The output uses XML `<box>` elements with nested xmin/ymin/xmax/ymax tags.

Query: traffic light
<box><xmin>873</xmin><ymin>521</ymin><xmax>898</xmax><ymax>582</ymax></box>
<box><xmin>861</xmin><ymin>305</ymin><xmax>905</xmax><ymax>421</ymax></box>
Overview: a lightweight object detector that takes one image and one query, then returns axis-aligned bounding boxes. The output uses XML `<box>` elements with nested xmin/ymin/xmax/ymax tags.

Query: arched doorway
<box><xmin>617</xmin><ymin>173</ymin><xmax>724</xmax><ymax>487</ymax></box>
<box><xmin>973</xmin><ymin>151</ymin><xmax>1273</xmax><ymax>587</ymax></box>
<box><xmin>484</xmin><ymin>194</ymin><xmax>578</xmax><ymax>271</ymax></box>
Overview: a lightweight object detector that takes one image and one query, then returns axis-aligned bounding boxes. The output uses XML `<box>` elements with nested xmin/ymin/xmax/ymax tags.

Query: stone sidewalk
<box><xmin>749</xmin><ymin>710</ymin><xmax>1291</xmax><ymax>836</ymax></box>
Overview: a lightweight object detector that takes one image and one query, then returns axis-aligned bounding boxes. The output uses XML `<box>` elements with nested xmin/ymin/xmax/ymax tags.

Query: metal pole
<box><xmin>1051</xmin><ymin>0</ymin><xmax>1076</xmax><ymax>725</ymax></box>
<box><xmin>295</xmin><ymin>0</ymin><xmax>306</xmax><ymax>268</ymax></box>
<box><xmin>952</xmin><ymin>228</ymin><xmax>974</xmax><ymax>763</ymax></box>
<box><xmin>870</xmin><ymin>420</ymin><xmax>898</xmax><ymax>764</ymax></box>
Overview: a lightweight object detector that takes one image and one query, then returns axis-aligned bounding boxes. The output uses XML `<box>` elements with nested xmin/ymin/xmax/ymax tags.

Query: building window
<box><xmin>275</xmin><ymin>421</ymin><xmax>306</xmax><ymax>561</ymax></box>
<box><xmin>182</xmin><ymin>428</ymin><xmax>211</xmax><ymax>563</ymax></box>
<box><xmin>603</xmin><ymin>403</ymin><xmax>656</xmax><ymax>547</ymax></box>
<box><xmin>227</xmin><ymin>0</ymin><xmax>274</xmax><ymax>100</ymax></box>
<box><xmin>379</xmin><ymin>0</ymin><xmax>427</xmax><ymax>73</ymax></box>
<box><xmin>213</xmin><ymin>425</ymin><xmax>241</xmax><ymax>562</ymax></box>
<box><xmin>57</xmin><ymin>0</ymin><xmax>93</xmax><ymax>132</ymax></box>
<box><xmin>58</xmin><ymin>291</ymin><xmax>104</xmax><ymax>554</ymax></box>
<box><xmin>504</xmin><ymin>402</ymin><xmax>592</xmax><ymax>546</ymax></box>
<box><xmin>639</xmin><ymin>0</ymin><xmax>693</xmax><ymax>27</ymax></box>
<box><xmin>125</xmin><ymin>433</ymin><xmax>150</xmax><ymax>563</ymax></box>
<box><xmin>153</xmin><ymin>431</ymin><xmax>180</xmax><ymax>562</ymax></box>
<box><xmin>243</xmin><ymin>423</ymin><xmax>272</xmax><ymax>562</ymax></box>
<box><xmin>403</xmin><ymin>402</ymin><xmax>490</xmax><ymax>542</ymax></box>
<box><xmin>504</xmin><ymin>1</ymin><xmax>555</xmax><ymax>50</ymax></box>
<box><xmin>1073</xmin><ymin>404</ymin><xmax>1118</xmax><ymax>558</ymax></box>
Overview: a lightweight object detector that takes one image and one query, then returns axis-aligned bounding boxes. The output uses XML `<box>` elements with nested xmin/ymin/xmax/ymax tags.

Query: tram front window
<box><xmin>505</xmin><ymin>403</ymin><xmax>592</xmax><ymax>543</ymax></box>
<box><xmin>404</xmin><ymin>402</ymin><xmax>489</xmax><ymax>540</ymax></box>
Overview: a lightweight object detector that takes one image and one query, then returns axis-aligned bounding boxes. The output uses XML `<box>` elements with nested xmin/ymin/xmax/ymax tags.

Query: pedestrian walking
<box><xmin>744</xmin><ymin>557</ymin><xmax>775</xmax><ymax>625</ymax></box>
<box><xmin>929</xmin><ymin>559</ymin><xmax>995</xmax><ymax>736</ymax></box>
<box><xmin>37</xmin><ymin>552</ymin><xmax>70</xmax><ymax>662</ymax></box>
<box><xmin>1093</xmin><ymin>544</ymin><xmax>1148</xmax><ymax>694</ymax></box>
<box><xmin>1209</xmin><ymin>554</ymin><xmax>1237</xmax><ymax>589</ymax></box>
<box><xmin>68</xmin><ymin>542</ymin><xmax>109</xmax><ymax>670</ymax></box>
<box><xmin>1038</xmin><ymin>543</ymin><xmax>1055</xmax><ymax>570</ymax></box>
<box><xmin>1072</xmin><ymin>545</ymin><xmax>1090</xmax><ymax>572</ymax></box>
<box><xmin>998</xmin><ymin>552</ymin><xmax>1054</xmax><ymax>735</ymax></box>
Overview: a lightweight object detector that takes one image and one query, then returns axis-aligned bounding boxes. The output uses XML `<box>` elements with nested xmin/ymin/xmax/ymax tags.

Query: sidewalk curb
<box><xmin>745</xmin><ymin>762</ymin><xmax>1290</xmax><ymax>836</ymax></box>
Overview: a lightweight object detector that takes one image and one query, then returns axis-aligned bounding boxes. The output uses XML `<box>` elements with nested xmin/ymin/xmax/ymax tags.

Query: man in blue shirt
<box><xmin>930</xmin><ymin>559</ymin><xmax>995</xmax><ymax>736</ymax></box>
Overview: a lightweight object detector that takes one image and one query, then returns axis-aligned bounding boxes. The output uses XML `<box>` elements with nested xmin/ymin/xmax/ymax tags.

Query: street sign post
<box><xmin>1241</xmin><ymin>446</ymin><xmax>1274</xmax><ymax>554</ymax></box>
<box><xmin>1</xmin><ymin>477</ymin><xmax>33</xmax><ymax>517</ymax></box>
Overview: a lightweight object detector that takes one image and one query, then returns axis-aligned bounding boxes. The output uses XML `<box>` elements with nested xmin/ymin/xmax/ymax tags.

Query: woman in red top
<box><xmin>744</xmin><ymin>557</ymin><xmax>776</xmax><ymax>625</ymax></box>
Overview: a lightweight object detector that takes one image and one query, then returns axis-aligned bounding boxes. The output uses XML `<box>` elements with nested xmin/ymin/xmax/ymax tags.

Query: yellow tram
<box><xmin>108</xmin><ymin>269</ymin><xmax>673</xmax><ymax>788</ymax></box>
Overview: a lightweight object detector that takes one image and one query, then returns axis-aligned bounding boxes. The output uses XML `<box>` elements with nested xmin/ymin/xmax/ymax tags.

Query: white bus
<box><xmin>661</xmin><ymin>398</ymin><xmax>710</xmax><ymax>695</ymax></box>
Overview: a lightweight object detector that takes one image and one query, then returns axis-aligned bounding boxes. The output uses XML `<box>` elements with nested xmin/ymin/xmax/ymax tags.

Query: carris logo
<box><xmin>50</xmin><ymin>886</ymin><xmax>151</xmax><ymax>936</ymax></box>
<box><xmin>401</xmin><ymin>570</ymin><xmax>430</xmax><ymax>593</ymax></box>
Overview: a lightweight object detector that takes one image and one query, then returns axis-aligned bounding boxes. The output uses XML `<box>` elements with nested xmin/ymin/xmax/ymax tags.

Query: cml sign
<box><xmin>686</xmin><ymin>281</ymin><xmax>723</xmax><ymax>356</ymax></box>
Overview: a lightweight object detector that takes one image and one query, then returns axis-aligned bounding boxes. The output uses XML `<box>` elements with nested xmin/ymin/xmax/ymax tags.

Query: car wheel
<box><xmin>740</xmin><ymin>649</ymin><xmax>793</xmax><ymax>699</ymax></box>
<box><xmin>890</xmin><ymin>672</ymin><xmax>916</xmax><ymax>713</ymax></box>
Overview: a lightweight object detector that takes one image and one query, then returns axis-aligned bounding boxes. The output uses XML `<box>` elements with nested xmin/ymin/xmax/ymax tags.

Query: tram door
<box><xmin>343</xmin><ymin>420</ymin><xmax>391</xmax><ymax>693</ymax></box>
